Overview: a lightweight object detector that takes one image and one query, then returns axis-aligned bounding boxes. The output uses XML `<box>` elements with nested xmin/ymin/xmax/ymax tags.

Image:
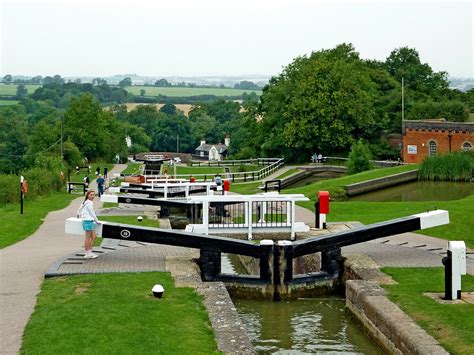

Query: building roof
<box><xmin>195</xmin><ymin>143</ymin><xmax>228</xmax><ymax>153</ymax></box>
<box><xmin>403</xmin><ymin>120</ymin><xmax>474</xmax><ymax>133</ymax></box>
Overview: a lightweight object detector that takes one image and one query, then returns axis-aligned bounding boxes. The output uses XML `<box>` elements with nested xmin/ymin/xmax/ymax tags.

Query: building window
<box><xmin>428</xmin><ymin>141</ymin><xmax>437</xmax><ymax>156</ymax></box>
<box><xmin>463</xmin><ymin>142</ymin><xmax>472</xmax><ymax>151</ymax></box>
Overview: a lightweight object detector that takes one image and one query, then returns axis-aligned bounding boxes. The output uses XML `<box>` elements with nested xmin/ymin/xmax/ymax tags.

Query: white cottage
<box><xmin>195</xmin><ymin>137</ymin><xmax>230</xmax><ymax>161</ymax></box>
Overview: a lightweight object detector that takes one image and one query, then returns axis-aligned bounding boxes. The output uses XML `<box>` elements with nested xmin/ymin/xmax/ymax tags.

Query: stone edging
<box><xmin>344</xmin><ymin>170</ymin><xmax>418</xmax><ymax>196</ymax></box>
<box><xmin>166</xmin><ymin>256</ymin><xmax>255</xmax><ymax>354</ymax></box>
<box><xmin>344</xmin><ymin>254</ymin><xmax>448</xmax><ymax>355</ymax></box>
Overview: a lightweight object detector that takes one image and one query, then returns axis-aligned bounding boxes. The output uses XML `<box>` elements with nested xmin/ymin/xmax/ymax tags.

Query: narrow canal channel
<box><xmin>234</xmin><ymin>298</ymin><xmax>382</xmax><ymax>354</ymax></box>
<box><xmin>221</xmin><ymin>255</ymin><xmax>381</xmax><ymax>354</ymax></box>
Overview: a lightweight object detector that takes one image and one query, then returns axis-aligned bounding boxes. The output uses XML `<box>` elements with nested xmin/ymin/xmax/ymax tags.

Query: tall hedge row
<box><xmin>0</xmin><ymin>168</ymin><xmax>64</xmax><ymax>206</ymax></box>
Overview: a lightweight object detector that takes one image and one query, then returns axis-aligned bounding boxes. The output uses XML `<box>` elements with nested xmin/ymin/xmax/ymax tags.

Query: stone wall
<box><xmin>344</xmin><ymin>254</ymin><xmax>448</xmax><ymax>355</ymax></box>
<box><xmin>344</xmin><ymin>170</ymin><xmax>418</xmax><ymax>196</ymax></box>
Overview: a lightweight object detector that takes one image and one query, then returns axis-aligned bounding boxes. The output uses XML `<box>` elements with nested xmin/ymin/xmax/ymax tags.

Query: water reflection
<box><xmin>347</xmin><ymin>181</ymin><xmax>473</xmax><ymax>202</ymax></box>
<box><xmin>234</xmin><ymin>297</ymin><xmax>382</xmax><ymax>354</ymax></box>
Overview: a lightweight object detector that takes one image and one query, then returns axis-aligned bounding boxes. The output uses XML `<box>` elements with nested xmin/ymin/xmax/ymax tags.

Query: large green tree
<box><xmin>0</xmin><ymin>106</ymin><xmax>29</xmax><ymax>173</ymax></box>
<box><xmin>64</xmin><ymin>94</ymin><xmax>127</xmax><ymax>161</ymax></box>
<box><xmin>256</xmin><ymin>43</ymin><xmax>385</xmax><ymax>160</ymax></box>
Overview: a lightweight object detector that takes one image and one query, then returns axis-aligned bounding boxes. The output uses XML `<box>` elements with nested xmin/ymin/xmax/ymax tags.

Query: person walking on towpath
<box><xmin>76</xmin><ymin>190</ymin><xmax>100</xmax><ymax>259</ymax></box>
<box><xmin>96</xmin><ymin>174</ymin><xmax>105</xmax><ymax>197</ymax></box>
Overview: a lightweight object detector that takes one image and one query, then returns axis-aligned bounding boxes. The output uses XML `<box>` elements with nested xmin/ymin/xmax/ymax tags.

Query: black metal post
<box><xmin>315</xmin><ymin>201</ymin><xmax>320</xmax><ymax>229</ymax></box>
<box><xmin>20</xmin><ymin>187</ymin><xmax>24</xmax><ymax>215</ymax></box>
<box><xmin>442</xmin><ymin>252</ymin><xmax>453</xmax><ymax>300</ymax></box>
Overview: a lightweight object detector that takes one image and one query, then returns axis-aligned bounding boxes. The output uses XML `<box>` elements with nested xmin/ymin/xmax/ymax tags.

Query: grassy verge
<box><xmin>123</xmin><ymin>85</ymin><xmax>260</xmax><ymax>97</ymax></box>
<box><xmin>121</xmin><ymin>163</ymin><xmax>142</xmax><ymax>175</ymax></box>
<box><xmin>99</xmin><ymin>215</ymin><xmax>160</xmax><ymax>228</ymax></box>
<box><xmin>276</xmin><ymin>168</ymin><xmax>301</xmax><ymax>179</ymax></box>
<box><xmin>21</xmin><ymin>272</ymin><xmax>220</xmax><ymax>354</ymax></box>
<box><xmin>231</xmin><ymin>181</ymin><xmax>262</xmax><ymax>195</ymax></box>
<box><xmin>0</xmin><ymin>192</ymin><xmax>77</xmax><ymax>249</ymax></box>
<box><xmin>68</xmin><ymin>163</ymin><xmax>115</xmax><ymax>183</ymax></box>
<box><xmin>381</xmin><ymin>268</ymin><xmax>474</xmax><ymax>354</ymax></box>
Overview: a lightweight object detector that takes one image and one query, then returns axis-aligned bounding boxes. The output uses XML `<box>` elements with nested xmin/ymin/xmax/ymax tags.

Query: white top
<box><xmin>77</xmin><ymin>200</ymin><xmax>98</xmax><ymax>222</ymax></box>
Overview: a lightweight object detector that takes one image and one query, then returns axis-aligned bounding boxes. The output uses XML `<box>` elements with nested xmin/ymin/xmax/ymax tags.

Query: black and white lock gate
<box><xmin>66</xmin><ymin>209</ymin><xmax>449</xmax><ymax>299</ymax></box>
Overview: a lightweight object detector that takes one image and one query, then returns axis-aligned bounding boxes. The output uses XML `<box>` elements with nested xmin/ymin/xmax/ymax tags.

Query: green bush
<box><xmin>419</xmin><ymin>151</ymin><xmax>473</xmax><ymax>182</ymax></box>
<box><xmin>347</xmin><ymin>140</ymin><xmax>373</xmax><ymax>174</ymax></box>
<box><xmin>0</xmin><ymin>167</ymin><xmax>65</xmax><ymax>206</ymax></box>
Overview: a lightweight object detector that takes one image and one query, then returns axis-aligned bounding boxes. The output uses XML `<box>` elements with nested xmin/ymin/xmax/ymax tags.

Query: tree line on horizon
<box><xmin>1</xmin><ymin>43</ymin><xmax>473</xmax><ymax>176</ymax></box>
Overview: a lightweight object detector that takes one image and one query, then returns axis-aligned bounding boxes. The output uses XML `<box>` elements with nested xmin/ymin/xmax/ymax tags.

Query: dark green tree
<box><xmin>118</xmin><ymin>77</ymin><xmax>132</xmax><ymax>87</ymax></box>
<box><xmin>3</xmin><ymin>74</ymin><xmax>12</xmax><ymax>84</ymax></box>
<box><xmin>154</xmin><ymin>78</ymin><xmax>171</xmax><ymax>87</ymax></box>
<box><xmin>257</xmin><ymin>43</ymin><xmax>383</xmax><ymax>160</ymax></box>
<box><xmin>347</xmin><ymin>139</ymin><xmax>373</xmax><ymax>174</ymax></box>
<box><xmin>0</xmin><ymin>106</ymin><xmax>29</xmax><ymax>173</ymax></box>
<box><xmin>159</xmin><ymin>103</ymin><xmax>177</xmax><ymax>115</ymax></box>
<box><xmin>16</xmin><ymin>84</ymin><xmax>28</xmax><ymax>99</ymax></box>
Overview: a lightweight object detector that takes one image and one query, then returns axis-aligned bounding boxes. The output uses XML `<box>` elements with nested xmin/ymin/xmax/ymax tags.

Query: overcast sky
<box><xmin>1</xmin><ymin>0</ymin><xmax>473</xmax><ymax>78</ymax></box>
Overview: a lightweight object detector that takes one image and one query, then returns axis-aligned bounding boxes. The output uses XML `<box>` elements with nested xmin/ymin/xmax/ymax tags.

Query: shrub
<box><xmin>0</xmin><ymin>167</ymin><xmax>65</xmax><ymax>206</ymax></box>
<box><xmin>347</xmin><ymin>140</ymin><xmax>373</xmax><ymax>174</ymax></box>
<box><xmin>419</xmin><ymin>151</ymin><xmax>473</xmax><ymax>182</ymax></box>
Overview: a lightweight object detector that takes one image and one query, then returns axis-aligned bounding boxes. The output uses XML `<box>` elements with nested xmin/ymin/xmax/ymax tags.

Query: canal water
<box><xmin>221</xmin><ymin>255</ymin><xmax>381</xmax><ymax>354</ymax></box>
<box><xmin>234</xmin><ymin>298</ymin><xmax>382</xmax><ymax>354</ymax></box>
<box><xmin>347</xmin><ymin>181</ymin><xmax>474</xmax><ymax>202</ymax></box>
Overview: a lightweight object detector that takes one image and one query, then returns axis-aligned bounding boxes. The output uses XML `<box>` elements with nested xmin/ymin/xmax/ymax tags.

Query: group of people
<box><xmin>311</xmin><ymin>153</ymin><xmax>324</xmax><ymax>163</ymax></box>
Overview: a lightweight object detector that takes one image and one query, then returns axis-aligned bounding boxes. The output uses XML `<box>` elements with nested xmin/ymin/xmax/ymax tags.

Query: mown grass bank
<box><xmin>99</xmin><ymin>215</ymin><xmax>160</xmax><ymax>228</ymax></box>
<box><xmin>21</xmin><ymin>272</ymin><xmax>220</xmax><ymax>354</ymax></box>
<box><xmin>382</xmin><ymin>268</ymin><xmax>474</xmax><ymax>354</ymax></box>
<box><xmin>0</xmin><ymin>192</ymin><xmax>77</xmax><ymax>249</ymax></box>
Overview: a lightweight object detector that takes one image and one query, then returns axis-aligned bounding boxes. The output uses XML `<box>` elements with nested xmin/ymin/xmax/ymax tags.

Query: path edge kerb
<box><xmin>344</xmin><ymin>254</ymin><xmax>449</xmax><ymax>355</ymax></box>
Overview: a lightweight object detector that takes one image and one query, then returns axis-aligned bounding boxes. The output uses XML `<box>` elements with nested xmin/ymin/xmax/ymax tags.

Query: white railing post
<box><xmin>203</xmin><ymin>200</ymin><xmax>209</xmax><ymax>235</ymax></box>
<box><xmin>247</xmin><ymin>201</ymin><xmax>252</xmax><ymax>240</ymax></box>
<box><xmin>290</xmin><ymin>201</ymin><xmax>296</xmax><ymax>241</ymax></box>
<box><xmin>164</xmin><ymin>185</ymin><xmax>168</xmax><ymax>199</ymax></box>
<box><xmin>185</xmin><ymin>185</ymin><xmax>189</xmax><ymax>197</ymax></box>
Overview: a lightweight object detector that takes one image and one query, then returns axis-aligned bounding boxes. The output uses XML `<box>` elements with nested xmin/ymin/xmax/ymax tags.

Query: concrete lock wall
<box><xmin>344</xmin><ymin>170</ymin><xmax>418</xmax><ymax>196</ymax></box>
<box><xmin>343</xmin><ymin>255</ymin><xmax>448</xmax><ymax>355</ymax></box>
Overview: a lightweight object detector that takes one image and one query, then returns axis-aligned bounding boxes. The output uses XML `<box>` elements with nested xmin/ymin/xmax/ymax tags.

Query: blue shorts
<box><xmin>82</xmin><ymin>220</ymin><xmax>96</xmax><ymax>231</ymax></box>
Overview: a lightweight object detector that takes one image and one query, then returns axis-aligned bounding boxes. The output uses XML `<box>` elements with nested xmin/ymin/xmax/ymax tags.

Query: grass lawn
<box><xmin>123</xmin><ymin>85</ymin><xmax>261</xmax><ymax>97</ymax></box>
<box><xmin>0</xmin><ymin>99</ymin><xmax>19</xmax><ymax>106</ymax></box>
<box><xmin>21</xmin><ymin>272</ymin><xmax>220</xmax><ymax>354</ymax></box>
<box><xmin>276</xmin><ymin>168</ymin><xmax>301</xmax><ymax>179</ymax></box>
<box><xmin>166</xmin><ymin>165</ymin><xmax>225</xmax><ymax>176</ymax></box>
<box><xmin>0</xmin><ymin>83</ymin><xmax>41</xmax><ymax>96</ymax></box>
<box><xmin>68</xmin><ymin>163</ymin><xmax>115</xmax><ymax>183</ymax></box>
<box><xmin>382</xmin><ymin>267</ymin><xmax>474</xmax><ymax>354</ymax></box>
<box><xmin>99</xmin><ymin>215</ymin><xmax>160</xmax><ymax>228</ymax></box>
<box><xmin>0</xmin><ymin>192</ymin><xmax>77</xmax><ymax>249</ymax></box>
<box><xmin>231</xmin><ymin>181</ymin><xmax>262</xmax><ymax>195</ymax></box>
<box><xmin>121</xmin><ymin>163</ymin><xmax>142</xmax><ymax>175</ymax></box>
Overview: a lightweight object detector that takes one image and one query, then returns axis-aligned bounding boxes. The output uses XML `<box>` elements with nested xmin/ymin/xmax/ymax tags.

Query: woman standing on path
<box><xmin>77</xmin><ymin>190</ymin><xmax>100</xmax><ymax>259</ymax></box>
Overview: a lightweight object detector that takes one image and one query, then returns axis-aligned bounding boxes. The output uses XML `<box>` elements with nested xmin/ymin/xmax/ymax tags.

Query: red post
<box><xmin>223</xmin><ymin>180</ymin><xmax>230</xmax><ymax>195</ymax></box>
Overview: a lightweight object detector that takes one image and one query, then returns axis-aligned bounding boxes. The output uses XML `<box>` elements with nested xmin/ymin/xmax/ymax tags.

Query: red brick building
<box><xmin>402</xmin><ymin>120</ymin><xmax>473</xmax><ymax>164</ymax></box>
